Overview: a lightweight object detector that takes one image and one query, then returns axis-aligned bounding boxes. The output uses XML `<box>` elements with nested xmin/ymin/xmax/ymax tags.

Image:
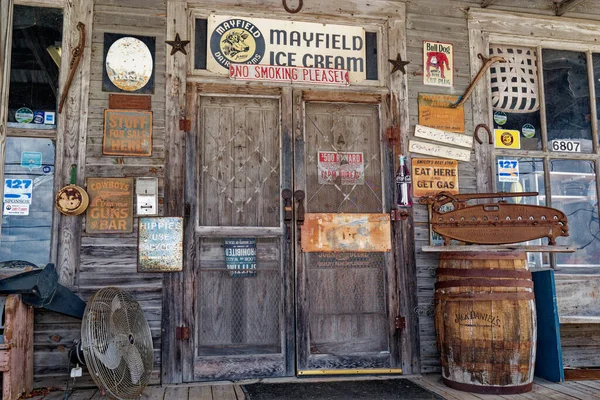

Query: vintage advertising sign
<box><xmin>495</xmin><ymin>129</ymin><xmax>521</xmax><ymax>149</ymax></box>
<box><xmin>224</xmin><ymin>238</ymin><xmax>257</xmax><ymax>277</ymax></box>
<box><xmin>21</xmin><ymin>152</ymin><xmax>42</xmax><ymax>171</ymax></box>
<box><xmin>317</xmin><ymin>151</ymin><xmax>364</xmax><ymax>185</ymax></box>
<box><xmin>3</xmin><ymin>203</ymin><xmax>29</xmax><ymax>216</ymax></box>
<box><xmin>408</xmin><ymin>140</ymin><xmax>471</xmax><ymax>162</ymax></box>
<box><xmin>4</xmin><ymin>179</ymin><xmax>33</xmax><ymax>204</ymax></box>
<box><xmin>415</xmin><ymin>125</ymin><xmax>473</xmax><ymax>149</ymax></box>
<box><xmin>138</xmin><ymin>217</ymin><xmax>183</xmax><ymax>272</ymax></box>
<box><xmin>103</xmin><ymin>110</ymin><xmax>152</xmax><ymax>156</ymax></box>
<box><xmin>423</xmin><ymin>41</ymin><xmax>453</xmax><ymax>87</ymax></box>
<box><xmin>108</xmin><ymin>94</ymin><xmax>152</xmax><ymax>110</ymax></box>
<box><xmin>86</xmin><ymin>178</ymin><xmax>133</xmax><ymax>233</ymax></box>
<box><xmin>230</xmin><ymin>64</ymin><xmax>349</xmax><ymax>86</ymax></box>
<box><xmin>497</xmin><ymin>159</ymin><xmax>520</xmax><ymax>183</ymax></box>
<box><xmin>412</xmin><ymin>158</ymin><xmax>459</xmax><ymax>197</ymax></box>
<box><xmin>207</xmin><ymin>15</ymin><xmax>366</xmax><ymax>83</ymax></box>
<box><xmin>301</xmin><ymin>213</ymin><xmax>391</xmax><ymax>253</ymax></box>
<box><xmin>418</xmin><ymin>93</ymin><xmax>464</xmax><ymax>132</ymax></box>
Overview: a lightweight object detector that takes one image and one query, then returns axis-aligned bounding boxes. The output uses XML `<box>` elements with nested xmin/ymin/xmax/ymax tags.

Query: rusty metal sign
<box><xmin>412</xmin><ymin>158</ymin><xmax>459</xmax><ymax>198</ymax></box>
<box><xmin>86</xmin><ymin>178</ymin><xmax>134</xmax><ymax>233</ymax></box>
<box><xmin>138</xmin><ymin>217</ymin><xmax>183</xmax><ymax>272</ymax></box>
<box><xmin>103</xmin><ymin>110</ymin><xmax>152</xmax><ymax>156</ymax></box>
<box><xmin>301</xmin><ymin>213</ymin><xmax>391</xmax><ymax>252</ymax></box>
<box><xmin>418</xmin><ymin>93</ymin><xmax>464</xmax><ymax>133</ymax></box>
<box><xmin>109</xmin><ymin>94</ymin><xmax>152</xmax><ymax>110</ymax></box>
<box><xmin>420</xmin><ymin>192</ymin><xmax>569</xmax><ymax>245</ymax></box>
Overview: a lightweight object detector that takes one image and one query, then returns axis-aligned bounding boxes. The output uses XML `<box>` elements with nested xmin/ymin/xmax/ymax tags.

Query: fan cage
<box><xmin>81</xmin><ymin>287</ymin><xmax>154</xmax><ymax>400</ymax></box>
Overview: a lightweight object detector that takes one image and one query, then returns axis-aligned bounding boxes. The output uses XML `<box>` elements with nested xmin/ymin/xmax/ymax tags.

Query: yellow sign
<box><xmin>494</xmin><ymin>129</ymin><xmax>521</xmax><ymax>149</ymax></box>
<box><xmin>412</xmin><ymin>158</ymin><xmax>459</xmax><ymax>198</ymax></box>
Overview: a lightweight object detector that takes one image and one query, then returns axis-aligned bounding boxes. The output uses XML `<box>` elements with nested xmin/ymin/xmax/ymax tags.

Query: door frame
<box><xmin>293</xmin><ymin>90</ymin><xmax>402</xmax><ymax>372</ymax></box>
<box><xmin>181</xmin><ymin>84</ymin><xmax>295</xmax><ymax>382</ymax></box>
<box><xmin>164</xmin><ymin>0</ymin><xmax>419</xmax><ymax>384</ymax></box>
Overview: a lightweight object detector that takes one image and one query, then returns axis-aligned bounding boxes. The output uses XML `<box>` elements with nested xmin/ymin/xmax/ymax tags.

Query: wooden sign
<box><xmin>109</xmin><ymin>94</ymin><xmax>152</xmax><ymax>110</ymax></box>
<box><xmin>103</xmin><ymin>110</ymin><xmax>152</xmax><ymax>156</ymax></box>
<box><xmin>301</xmin><ymin>213</ymin><xmax>391</xmax><ymax>253</ymax></box>
<box><xmin>138</xmin><ymin>217</ymin><xmax>183</xmax><ymax>272</ymax></box>
<box><xmin>412</xmin><ymin>158</ymin><xmax>459</xmax><ymax>197</ymax></box>
<box><xmin>423</xmin><ymin>41</ymin><xmax>453</xmax><ymax>87</ymax></box>
<box><xmin>86</xmin><ymin>178</ymin><xmax>133</xmax><ymax>233</ymax></box>
<box><xmin>418</xmin><ymin>93</ymin><xmax>464</xmax><ymax>132</ymax></box>
<box><xmin>409</xmin><ymin>140</ymin><xmax>471</xmax><ymax>162</ymax></box>
<box><xmin>415</xmin><ymin>125</ymin><xmax>473</xmax><ymax>149</ymax></box>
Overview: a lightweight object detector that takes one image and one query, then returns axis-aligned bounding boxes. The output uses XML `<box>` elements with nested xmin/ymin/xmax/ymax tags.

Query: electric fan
<box><xmin>77</xmin><ymin>287</ymin><xmax>154</xmax><ymax>400</ymax></box>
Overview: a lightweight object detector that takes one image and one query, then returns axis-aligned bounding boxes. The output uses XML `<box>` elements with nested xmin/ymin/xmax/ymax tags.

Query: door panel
<box><xmin>296</xmin><ymin>100</ymin><xmax>398</xmax><ymax>372</ymax></box>
<box><xmin>189</xmin><ymin>94</ymin><xmax>290</xmax><ymax>381</ymax></box>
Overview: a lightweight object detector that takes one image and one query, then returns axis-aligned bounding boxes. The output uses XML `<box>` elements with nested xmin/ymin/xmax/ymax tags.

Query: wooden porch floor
<box><xmin>24</xmin><ymin>375</ymin><xmax>600</xmax><ymax>400</ymax></box>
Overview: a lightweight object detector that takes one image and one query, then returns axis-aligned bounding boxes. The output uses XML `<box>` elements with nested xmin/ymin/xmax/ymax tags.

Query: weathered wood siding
<box><xmin>406</xmin><ymin>0</ymin><xmax>600</xmax><ymax>373</ymax></box>
<box><xmin>34</xmin><ymin>0</ymin><xmax>166</xmax><ymax>387</ymax></box>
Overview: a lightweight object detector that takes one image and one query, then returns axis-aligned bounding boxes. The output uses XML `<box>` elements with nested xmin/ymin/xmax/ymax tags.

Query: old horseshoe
<box><xmin>283</xmin><ymin>0</ymin><xmax>303</xmax><ymax>13</ymax></box>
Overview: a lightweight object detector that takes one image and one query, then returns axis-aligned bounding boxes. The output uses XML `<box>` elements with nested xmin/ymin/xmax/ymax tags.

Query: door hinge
<box><xmin>176</xmin><ymin>326</ymin><xmax>190</xmax><ymax>340</ymax></box>
<box><xmin>390</xmin><ymin>209</ymin><xmax>408</xmax><ymax>221</ymax></box>
<box><xmin>179</xmin><ymin>118</ymin><xmax>191</xmax><ymax>131</ymax></box>
<box><xmin>395</xmin><ymin>316</ymin><xmax>406</xmax><ymax>331</ymax></box>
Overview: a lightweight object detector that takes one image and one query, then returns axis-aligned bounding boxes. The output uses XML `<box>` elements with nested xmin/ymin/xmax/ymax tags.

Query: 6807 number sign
<box><xmin>551</xmin><ymin>140</ymin><xmax>581</xmax><ymax>153</ymax></box>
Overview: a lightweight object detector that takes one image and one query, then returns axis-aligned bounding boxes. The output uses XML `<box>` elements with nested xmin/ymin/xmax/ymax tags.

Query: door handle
<box><xmin>294</xmin><ymin>190</ymin><xmax>305</xmax><ymax>226</ymax></box>
<box><xmin>282</xmin><ymin>189</ymin><xmax>293</xmax><ymax>242</ymax></box>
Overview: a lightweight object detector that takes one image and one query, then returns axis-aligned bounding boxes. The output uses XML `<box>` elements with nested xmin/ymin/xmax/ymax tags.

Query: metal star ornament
<box><xmin>166</xmin><ymin>33</ymin><xmax>190</xmax><ymax>56</ymax></box>
<box><xmin>388</xmin><ymin>53</ymin><xmax>410</xmax><ymax>74</ymax></box>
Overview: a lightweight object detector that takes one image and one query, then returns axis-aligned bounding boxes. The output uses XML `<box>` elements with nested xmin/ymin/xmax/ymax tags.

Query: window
<box><xmin>0</xmin><ymin>5</ymin><xmax>64</xmax><ymax>266</ymax></box>
<box><xmin>491</xmin><ymin>44</ymin><xmax>600</xmax><ymax>268</ymax></box>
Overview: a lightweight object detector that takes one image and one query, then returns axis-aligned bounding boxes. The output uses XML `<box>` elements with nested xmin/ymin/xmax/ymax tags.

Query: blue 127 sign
<box><xmin>497</xmin><ymin>159</ymin><xmax>519</xmax><ymax>183</ymax></box>
<box><xmin>4</xmin><ymin>179</ymin><xmax>33</xmax><ymax>204</ymax></box>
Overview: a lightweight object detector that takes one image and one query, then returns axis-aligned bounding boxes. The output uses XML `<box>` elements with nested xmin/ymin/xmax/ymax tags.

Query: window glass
<box><xmin>543</xmin><ymin>49</ymin><xmax>592</xmax><ymax>152</ymax></box>
<box><xmin>489</xmin><ymin>45</ymin><xmax>542</xmax><ymax>150</ymax></box>
<box><xmin>550</xmin><ymin>160</ymin><xmax>599</xmax><ymax>267</ymax></box>
<box><xmin>7</xmin><ymin>6</ymin><xmax>63</xmax><ymax>129</ymax></box>
<box><xmin>496</xmin><ymin>157</ymin><xmax>548</xmax><ymax>267</ymax></box>
<box><xmin>0</xmin><ymin>138</ymin><xmax>55</xmax><ymax>267</ymax></box>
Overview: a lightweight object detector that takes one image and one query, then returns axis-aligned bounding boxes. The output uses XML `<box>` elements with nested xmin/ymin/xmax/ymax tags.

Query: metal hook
<box><xmin>474</xmin><ymin>123</ymin><xmax>493</xmax><ymax>145</ymax></box>
<box><xmin>283</xmin><ymin>0</ymin><xmax>303</xmax><ymax>13</ymax></box>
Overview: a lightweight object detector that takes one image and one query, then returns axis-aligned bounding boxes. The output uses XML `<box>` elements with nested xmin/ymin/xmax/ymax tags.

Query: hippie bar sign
<box><xmin>86</xmin><ymin>178</ymin><xmax>133</xmax><ymax>233</ymax></box>
<box><xmin>103</xmin><ymin>110</ymin><xmax>152</xmax><ymax>156</ymax></box>
<box><xmin>138</xmin><ymin>217</ymin><xmax>183</xmax><ymax>272</ymax></box>
<box><xmin>208</xmin><ymin>15</ymin><xmax>366</xmax><ymax>82</ymax></box>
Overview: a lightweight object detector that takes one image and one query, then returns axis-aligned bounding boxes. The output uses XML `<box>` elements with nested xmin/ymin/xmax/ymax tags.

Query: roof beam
<box><xmin>554</xmin><ymin>0</ymin><xmax>589</xmax><ymax>16</ymax></box>
<box><xmin>481</xmin><ymin>0</ymin><xmax>496</xmax><ymax>7</ymax></box>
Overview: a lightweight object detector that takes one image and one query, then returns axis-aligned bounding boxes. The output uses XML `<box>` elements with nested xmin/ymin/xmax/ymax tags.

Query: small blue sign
<box><xmin>21</xmin><ymin>152</ymin><xmax>42</xmax><ymax>171</ymax></box>
<box><xmin>498</xmin><ymin>159</ymin><xmax>519</xmax><ymax>183</ymax></box>
<box><xmin>225</xmin><ymin>238</ymin><xmax>257</xmax><ymax>278</ymax></box>
<box><xmin>42</xmin><ymin>166</ymin><xmax>52</xmax><ymax>174</ymax></box>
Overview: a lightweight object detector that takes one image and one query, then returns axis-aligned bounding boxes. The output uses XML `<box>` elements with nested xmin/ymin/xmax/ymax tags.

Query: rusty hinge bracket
<box><xmin>390</xmin><ymin>209</ymin><xmax>408</xmax><ymax>221</ymax></box>
<box><xmin>176</xmin><ymin>326</ymin><xmax>190</xmax><ymax>340</ymax></box>
<box><xmin>179</xmin><ymin>118</ymin><xmax>191</xmax><ymax>131</ymax></box>
<box><xmin>395</xmin><ymin>316</ymin><xmax>406</xmax><ymax>331</ymax></box>
<box><xmin>386</xmin><ymin>125</ymin><xmax>400</xmax><ymax>145</ymax></box>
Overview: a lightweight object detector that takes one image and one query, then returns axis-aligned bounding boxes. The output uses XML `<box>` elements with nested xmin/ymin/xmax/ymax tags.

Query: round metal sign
<box><xmin>105</xmin><ymin>37</ymin><xmax>153</xmax><ymax>91</ymax></box>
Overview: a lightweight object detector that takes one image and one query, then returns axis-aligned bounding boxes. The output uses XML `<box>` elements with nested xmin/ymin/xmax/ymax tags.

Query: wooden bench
<box><xmin>0</xmin><ymin>294</ymin><xmax>33</xmax><ymax>400</ymax></box>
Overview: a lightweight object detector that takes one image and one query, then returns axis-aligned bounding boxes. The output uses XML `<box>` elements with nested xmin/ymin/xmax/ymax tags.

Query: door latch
<box><xmin>176</xmin><ymin>326</ymin><xmax>190</xmax><ymax>340</ymax></box>
<box><xmin>282</xmin><ymin>189</ymin><xmax>293</xmax><ymax>242</ymax></box>
<box><xmin>395</xmin><ymin>316</ymin><xmax>406</xmax><ymax>331</ymax></box>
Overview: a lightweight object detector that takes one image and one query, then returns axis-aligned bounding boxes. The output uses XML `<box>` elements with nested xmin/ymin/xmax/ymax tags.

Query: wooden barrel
<box><xmin>434</xmin><ymin>252</ymin><xmax>536</xmax><ymax>394</ymax></box>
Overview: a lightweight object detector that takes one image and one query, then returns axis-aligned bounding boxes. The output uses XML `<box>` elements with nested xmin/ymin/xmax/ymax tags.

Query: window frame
<box><xmin>469</xmin><ymin>10</ymin><xmax>600</xmax><ymax>269</ymax></box>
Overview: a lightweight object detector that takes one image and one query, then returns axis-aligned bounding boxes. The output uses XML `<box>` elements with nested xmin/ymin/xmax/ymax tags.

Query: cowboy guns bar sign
<box><xmin>208</xmin><ymin>15</ymin><xmax>366</xmax><ymax>83</ymax></box>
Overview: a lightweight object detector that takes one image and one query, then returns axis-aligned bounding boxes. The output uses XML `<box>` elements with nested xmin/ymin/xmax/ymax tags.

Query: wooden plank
<box><xmin>0</xmin><ymin>0</ymin><xmax>13</xmax><ymax>241</ymax></box>
<box><xmin>56</xmin><ymin>0</ymin><xmax>94</xmax><ymax>285</ymax></box>
<box><xmin>534</xmin><ymin>378</ymin><xmax>599</xmax><ymax>399</ymax></box>
<box><xmin>409</xmin><ymin>375</ymin><xmax>482</xmax><ymax>400</ymax></box>
<box><xmin>189</xmin><ymin>386</ymin><xmax>213</xmax><ymax>400</ymax></box>
<box><xmin>555</xmin><ymin>0</ymin><xmax>590</xmax><ymax>16</ymax></box>
<box><xmin>141</xmin><ymin>385</ymin><xmax>167</xmax><ymax>400</ymax></box>
<box><xmin>65</xmin><ymin>389</ymin><xmax>98</xmax><ymax>400</ymax></box>
<box><xmin>561</xmin><ymin>380</ymin><xmax>600</xmax><ymax>395</ymax></box>
<box><xmin>481</xmin><ymin>0</ymin><xmax>496</xmax><ymax>7</ymax></box>
<box><xmin>233</xmin><ymin>385</ymin><xmax>246</xmax><ymax>400</ymax></box>
<box><xmin>387</xmin><ymin>12</ymin><xmax>420</xmax><ymax>375</ymax></box>
<box><xmin>302</xmin><ymin>91</ymin><xmax>381</xmax><ymax>103</ymax></box>
<box><xmin>162</xmin><ymin>0</ymin><xmax>188</xmax><ymax>384</ymax></box>
<box><xmin>164</xmin><ymin>386</ymin><xmax>188</xmax><ymax>400</ymax></box>
<box><xmin>212</xmin><ymin>384</ymin><xmax>238</xmax><ymax>400</ymax></box>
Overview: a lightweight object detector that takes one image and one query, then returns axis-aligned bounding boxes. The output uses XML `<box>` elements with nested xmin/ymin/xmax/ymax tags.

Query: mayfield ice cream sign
<box><xmin>207</xmin><ymin>15</ymin><xmax>366</xmax><ymax>83</ymax></box>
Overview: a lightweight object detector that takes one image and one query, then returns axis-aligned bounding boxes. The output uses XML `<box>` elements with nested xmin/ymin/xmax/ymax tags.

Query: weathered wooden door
<box><xmin>294</xmin><ymin>94</ymin><xmax>401</xmax><ymax>373</ymax></box>
<box><xmin>184</xmin><ymin>87</ymin><xmax>294</xmax><ymax>381</ymax></box>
